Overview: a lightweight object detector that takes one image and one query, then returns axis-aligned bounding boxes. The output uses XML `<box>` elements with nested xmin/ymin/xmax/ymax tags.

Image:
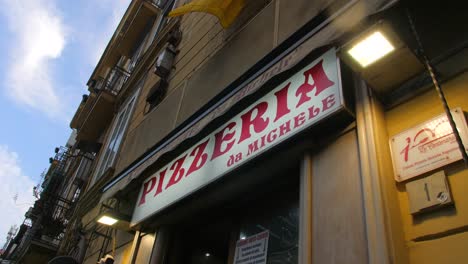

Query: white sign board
<box><xmin>234</xmin><ymin>231</ymin><xmax>269</xmax><ymax>264</ymax></box>
<box><xmin>132</xmin><ymin>49</ymin><xmax>343</xmax><ymax>225</ymax></box>
<box><xmin>390</xmin><ymin>108</ymin><xmax>468</xmax><ymax>182</ymax></box>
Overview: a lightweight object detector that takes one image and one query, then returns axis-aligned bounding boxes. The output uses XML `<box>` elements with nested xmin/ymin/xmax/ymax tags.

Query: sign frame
<box><xmin>131</xmin><ymin>49</ymin><xmax>345</xmax><ymax>225</ymax></box>
<box><xmin>233</xmin><ymin>231</ymin><xmax>270</xmax><ymax>264</ymax></box>
<box><xmin>389</xmin><ymin>108</ymin><xmax>468</xmax><ymax>182</ymax></box>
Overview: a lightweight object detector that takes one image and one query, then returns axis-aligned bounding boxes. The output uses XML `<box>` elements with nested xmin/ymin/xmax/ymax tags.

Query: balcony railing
<box><xmin>151</xmin><ymin>0</ymin><xmax>171</xmax><ymax>9</ymax></box>
<box><xmin>41</xmin><ymin>147</ymin><xmax>70</xmax><ymax>193</ymax></box>
<box><xmin>92</xmin><ymin>66</ymin><xmax>130</xmax><ymax>97</ymax></box>
<box><xmin>6</xmin><ymin>200</ymin><xmax>71</xmax><ymax>262</ymax></box>
<box><xmin>3</xmin><ymin>150</ymin><xmax>93</xmax><ymax>262</ymax></box>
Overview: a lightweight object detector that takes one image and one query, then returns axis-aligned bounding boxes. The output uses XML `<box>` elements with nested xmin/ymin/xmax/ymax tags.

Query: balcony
<box><xmin>102</xmin><ymin>66</ymin><xmax>131</xmax><ymax>95</ymax></box>
<box><xmin>60</xmin><ymin>153</ymin><xmax>94</xmax><ymax>202</ymax></box>
<box><xmin>71</xmin><ymin>66</ymin><xmax>131</xmax><ymax>143</ymax></box>
<box><xmin>116</xmin><ymin>1</ymin><xmax>159</xmax><ymax>55</ymax></box>
<box><xmin>5</xmin><ymin>182</ymin><xmax>74</xmax><ymax>262</ymax></box>
<box><xmin>70</xmin><ymin>93</ymin><xmax>95</xmax><ymax>132</ymax></box>
<box><xmin>90</xmin><ymin>0</ymin><xmax>159</xmax><ymax>80</ymax></box>
<box><xmin>41</xmin><ymin>147</ymin><xmax>70</xmax><ymax>194</ymax></box>
<box><xmin>5</xmin><ymin>200</ymin><xmax>73</xmax><ymax>263</ymax></box>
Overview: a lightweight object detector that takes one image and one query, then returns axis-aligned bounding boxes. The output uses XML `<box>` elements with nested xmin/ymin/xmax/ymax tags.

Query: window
<box><xmin>129</xmin><ymin>18</ymin><xmax>157</xmax><ymax>72</ymax></box>
<box><xmin>170</xmin><ymin>200</ymin><xmax>298</xmax><ymax>264</ymax></box>
<box><xmin>72</xmin><ymin>188</ymin><xmax>81</xmax><ymax>203</ymax></box>
<box><xmin>153</xmin><ymin>0</ymin><xmax>181</xmax><ymax>36</ymax></box>
<box><xmin>145</xmin><ymin>79</ymin><xmax>168</xmax><ymax>113</ymax></box>
<box><xmin>92</xmin><ymin>87</ymin><xmax>141</xmax><ymax>182</ymax></box>
<box><xmin>238</xmin><ymin>201</ymin><xmax>299</xmax><ymax>264</ymax></box>
<box><xmin>129</xmin><ymin>0</ymin><xmax>182</xmax><ymax>72</ymax></box>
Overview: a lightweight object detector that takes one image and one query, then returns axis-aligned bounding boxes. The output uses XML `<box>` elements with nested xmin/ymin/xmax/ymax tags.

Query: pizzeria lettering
<box><xmin>132</xmin><ymin>49</ymin><xmax>342</xmax><ymax>224</ymax></box>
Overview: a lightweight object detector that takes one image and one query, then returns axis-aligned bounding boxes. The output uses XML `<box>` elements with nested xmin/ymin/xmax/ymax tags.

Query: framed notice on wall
<box><xmin>233</xmin><ymin>231</ymin><xmax>269</xmax><ymax>264</ymax></box>
<box><xmin>389</xmin><ymin>108</ymin><xmax>468</xmax><ymax>182</ymax></box>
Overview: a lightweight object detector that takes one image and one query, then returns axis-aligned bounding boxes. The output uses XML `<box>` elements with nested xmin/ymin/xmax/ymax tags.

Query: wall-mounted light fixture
<box><xmin>97</xmin><ymin>215</ymin><xmax>118</xmax><ymax>226</ymax></box>
<box><xmin>154</xmin><ymin>44</ymin><xmax>177</xmax><ymax>78</ymax></box>
<box><xmin>96</xmin><ymin>210</ymin><xmax>131</xmax><ymax>230</ymax></box>
<box><xmin>341</xmin><ymin>21</ymin><xmax>402</xmax><ymax>69</ymax></box>
<box><xmin>347</xmin><ymin>31</ymin><xmax>395</xmax><ymax>67</ymax></box>
<box><xmin>339</xmin><ymin>21</ymin><xmax>424</xmax><ymax>95</ymax></box>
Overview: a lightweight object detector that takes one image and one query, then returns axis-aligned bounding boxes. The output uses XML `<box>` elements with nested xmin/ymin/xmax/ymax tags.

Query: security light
<box><xmin>347</xmin><ymin>31</ymin><xmax>395</xmax><ymax>67</ymax></box>
<box><xmin>96</xmin><ymin>210</ymin><xmax>131</xmax><ymax>229</ymax></box>
<box><xmin>97</xmin><ymin>215</ymin><xmax>119</xmax><ymax>226</ymax></box>
<box><xmin>154</xmin><ymin>44</ymin><xmax>177</xmax><ymax>78</ymax></box>
<box><xmin>340</xmin><ymin>21</ymin><xmax>424</xmax><ymax>94</ymax></box>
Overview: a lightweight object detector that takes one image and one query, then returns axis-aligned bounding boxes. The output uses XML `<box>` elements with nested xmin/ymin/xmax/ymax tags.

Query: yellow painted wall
<box><xmin>113</xmin><ymin>240</ymin><xmax>134</xmax><ymax>264</ymax></box>
<box><xmin>372</xmin><ymin>98</ymin><xmax>409</xmax><ymax>264</ymax></box>
<box><xmin>134</xmin><ymin>234</ymin><xmax>156</xmax><ymax>264</ymax></box>
<box><xmin>408</xmin><ymin>231</ymin><xmax>468</xmax><ymax>264</ymax></box>
<box><xmin>385</xmin><ymin>71</ymin><xmax>468</xmax><ymax>263</ymax></box>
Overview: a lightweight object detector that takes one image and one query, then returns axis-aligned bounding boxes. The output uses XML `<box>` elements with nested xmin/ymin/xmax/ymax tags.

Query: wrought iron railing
<box><xmin>4</xmin><ymin>146</ymin><xmax>79</xmax><ymax>262</ymax></box>
<box><xmin>104</xmin><ymin>66</ymin><xmax>131</xmax><ymax>95</ymax></box>
<box><xmin>91</xmin><ymin>66</ymin><xmax>130</xmax><ymax>96</ymax></box>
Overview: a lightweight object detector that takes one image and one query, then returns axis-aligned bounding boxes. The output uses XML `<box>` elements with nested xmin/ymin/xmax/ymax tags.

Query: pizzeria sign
<box><xmin>132</xmin><ymin>49</ymin><xmax>344</xmax><ymax>225</ymax></box>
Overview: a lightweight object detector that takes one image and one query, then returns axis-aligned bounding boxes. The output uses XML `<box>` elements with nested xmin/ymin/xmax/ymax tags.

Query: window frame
<box><xmin>153</xmin><ymin>0</ymin><xmax>180</xmax><ymax>36</ymax></box>
<box><xmin>91</xmin><ymin>84</ymin><xmax>142</xmax><ymax>184</ymax></box>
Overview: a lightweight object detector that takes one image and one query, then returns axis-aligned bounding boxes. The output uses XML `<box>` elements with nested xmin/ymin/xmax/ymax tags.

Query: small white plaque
<box><xmin>233</xmin><ymin>231</ymin><xmax>269</xmax><ymax>264</ymax></box>
<box><xmin>390</xmin><ymin>108</ymin><xmax>468</xmax><ymax>182</ymax></box>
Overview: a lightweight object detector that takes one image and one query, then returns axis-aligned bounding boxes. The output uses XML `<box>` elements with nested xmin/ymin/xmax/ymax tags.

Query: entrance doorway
<box><xmin>170</xmin><ymin>219</ymin><xmax>233</xmax><ymax>264</ymax></box>
<box><xmin>166</xmin><ymin>171</ymin><xmax>299</xmax><ymax>264</ymax></box>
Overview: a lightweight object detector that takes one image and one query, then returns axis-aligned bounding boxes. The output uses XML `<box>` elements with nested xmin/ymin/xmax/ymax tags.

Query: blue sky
<box><xmin>0</xmin><ymin>0</ymin><xmax>129</xmax><ymax>247</ymax></box>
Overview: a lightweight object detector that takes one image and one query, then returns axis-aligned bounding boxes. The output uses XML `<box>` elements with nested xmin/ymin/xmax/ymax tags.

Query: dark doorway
<box><xmin>168</xmin><ymin>217</ymin><xmax>234</xmax><ymax>264</ymax></box>
<box><xmin>165</xmin><ymin>163</ymin><xmax>300</xmax><ymax>264</ymax></box>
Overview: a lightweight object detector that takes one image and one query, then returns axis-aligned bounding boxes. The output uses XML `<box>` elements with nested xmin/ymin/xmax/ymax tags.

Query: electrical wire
<box><xmin>405</xmin><ymin>7</ymin><xmax>468</xmax><ymax>168</ymax></box>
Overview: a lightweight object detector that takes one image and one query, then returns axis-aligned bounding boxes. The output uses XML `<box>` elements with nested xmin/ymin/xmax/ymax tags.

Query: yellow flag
<box><xmin>168</xmin><ymin>0</ymin><xmax>246</xmax><ymax>28</ymax></box>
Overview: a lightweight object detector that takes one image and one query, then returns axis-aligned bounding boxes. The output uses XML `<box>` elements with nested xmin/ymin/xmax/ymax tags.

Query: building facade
<box><xmin>0</xmin><ymin>131</ymin><xmax>95</xmax><ymax>263</ymax></box>
<box><xmin>6</xmin><ymin>0</ymin><xmax>468</xmax><ymax>263</ymax></box>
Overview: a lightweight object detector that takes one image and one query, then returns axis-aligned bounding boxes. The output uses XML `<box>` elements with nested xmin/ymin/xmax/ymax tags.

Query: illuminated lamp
<box><xmin>340</xmin><ymin>21</ymin><xmax>424</xmax><ymax>95</ymax></box>
<box><xmin>97</xmin><ymin>215</ymin><xmax>118</xmax><ymax>226</ymax></box>
<box><xmin>347</xmin><ymin>31</ymin><xmax>395</xmax><ymax>67</ymax></box>
<box><xmin>96</xmin><ymin>210</ymin><xmax>131</xmax><ymax>230</ymax></box>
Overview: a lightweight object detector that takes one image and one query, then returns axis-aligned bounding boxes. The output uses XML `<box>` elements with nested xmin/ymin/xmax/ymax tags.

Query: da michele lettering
<box><xmin>137</xmin><ymin>57</ymin><xmax>339</xmax><ymax>207</ymax></box>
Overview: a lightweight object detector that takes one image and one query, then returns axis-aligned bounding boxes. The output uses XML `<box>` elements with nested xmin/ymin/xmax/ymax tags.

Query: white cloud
<box><xmin>1</xmin><ymin>0</ymin><xmax>67</xmax><ymax>118</ymax></box>
<box><xmin>0</xmin><ymin>145</ymin><xmax>36</xmax><ymax>247</ymax></box>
